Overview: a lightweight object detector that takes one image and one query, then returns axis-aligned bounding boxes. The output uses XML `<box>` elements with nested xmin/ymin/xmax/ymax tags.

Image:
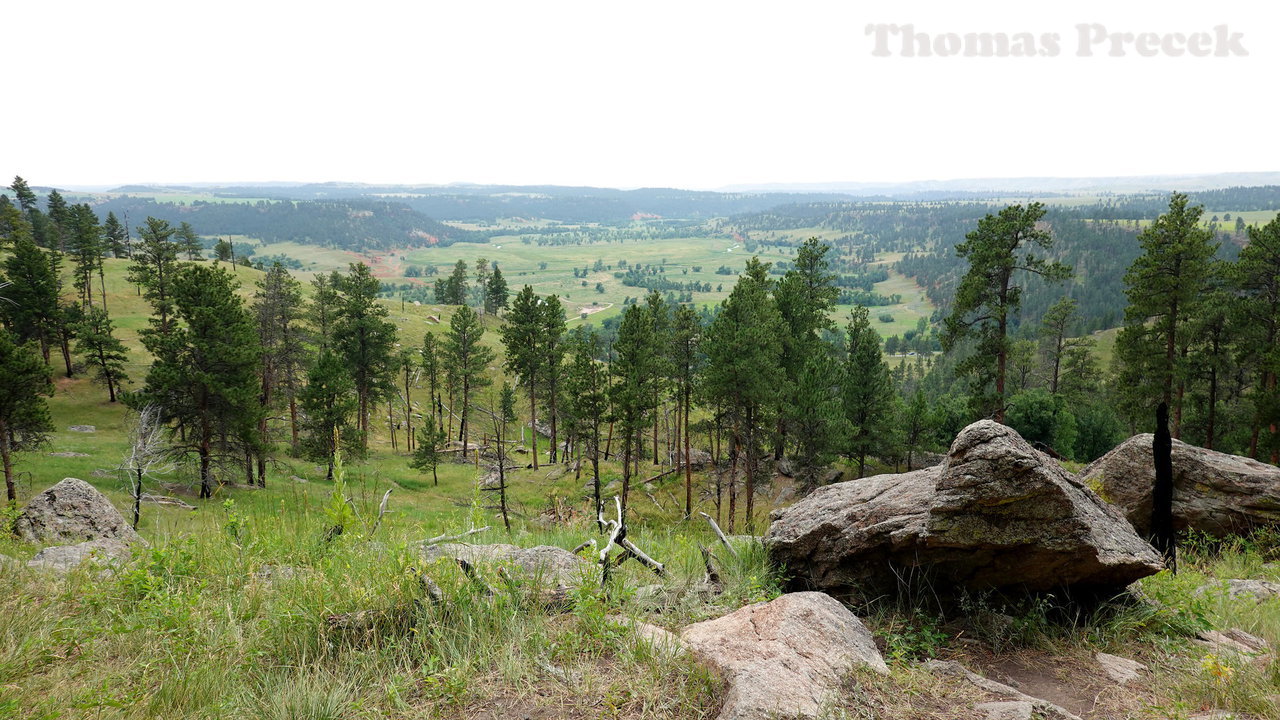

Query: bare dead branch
<box><xmin>699</xmin><ymin>511</ymin><xmax>738</xmax><ymax>558</ymax></box>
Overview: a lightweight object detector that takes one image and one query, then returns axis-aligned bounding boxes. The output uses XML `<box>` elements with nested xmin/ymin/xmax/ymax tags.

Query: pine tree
<box><xmin>299</xmin><ymin>350</ymin><xmax>360</xmax><ymax>479</ymax></box>
<box><xmin>1038</xmin><ymin>297</ymin><xmax>1093</xmax><ymax>396</ymax></box>
<box><xmin>128</xmin><ymin>264</ymin><xmax>262</xmax><ymax>499</ymax></box>
<box><xmin>502</xmin><ymin>286</ymin><xmax>545</xmax><ymax>468</ymax></box>
<box><xmin>443</xmin><ymin>304</ymin><xmax>494</xmax><ymax>453</ymax></box>
<box><xmin>8</xmin><ymin>176</ymin><xmax>38</xmax><ymax>213</ymax></box>
<box><xmin>643</xmin><ymin>291</ymin><xmax>671</xmax><ymax>467</ymax></box>
<box><xmin>128</xmin><ymin>217</ymin><xmax>181</xmax><ymax>337</ymax></box>
<box><xmin>67</xmin><ymin>204</ymin><xmax>105</xmax><ymax>310</ymax></box>
<box><xmin>563</xmin><ymin>326</ymin><xmax>609</xmax><ymax>523</ymax></box>
<box><xmin>443</xmin><ymin>260</ymin><xmax>468</xmax><ymax>305</ymax></box>
<box><xmin>702</xmin><ymin>257</ymin><xmax>784</xmax><ymax>532</ymax></box>
<box><xmin>410</xmin><ymin>408</ymin><xmax>447</xmax><ymax>486</ymax></box>
<box><xmin>1114</xmin><ymin>193</ymin><xmax>1217</xmax><ymax>437</ymax></box>
<box><xmin>45</xmin><ymin>190</ymin><xmax>69</xmax><ymax>251</ymax></box>
<box><xmin>0</xmin><ymin>328</ymin><xmax>54</xmax><ymax>502</ymax></box>
<box><xmin>253</xmin><ymin>263</ymin><xmax>307</xmax><ymax>478</ymax></box>
<box><xmin>73</xmin><ymin>307</ymin><xmax>129</xmax><ymax>402</ymax></box>
<box><xmin>1</xmin><ymin>234</ymin><xmax>61</xmax><ymax>361</ymax></box>
<box><xmin>843</xmin><ymin>306</ymin><xmax>896</xmax><ymax>477</ymax></box>
<box><xmin>333</xmin><ymin>263</ymin><xmax>399</xmax><ymax>448</ymax></box>
<box><xmin>610</xmin><ymin>303</ymin><xmax>657</xmax><ymax>527</ymax></box>
<box><xmin>421</xmin><ymin>332</ymin><xmax>443</xmax><ymax>434</ymax></box>
<box><xmin>175</xmin><ymin>221</ymin><xmax>203</xmax><ymax>261</ymax></box>
<box><xmin>787</xmin><ymin>348</ymin><xmax>849</xmax><ymax>487</ymax></box>
<box><xmin>670</xmin><ymin>304</ymin><xmax>701</xmax><ymax>518</ymax></box>
<box><xmin>541</xmin><ymin>294</ymin><xmax>567</xmax><ymax>463</ymax></box>
<box><xmin>102</xmin><ymin>211</ymin><xmax>129</xmax><ymax>257</ymax></box>
<box><xmin>1232</xmin><ymin>214</ymin><xmax>1280</xmax><ymax>461</ymax></box>
<box><xmin>308</xmin><ymin>272</ymin><xmax>341</xmax><ymax>352</ymax></box>
<box><xmin>774</xmin><ymin>238</ymin><xmax>840</xmax><ymax>456</ymax></box>
<box><xmin>942</xmin><ymin>203</ymin><xmax>1071</xmax><ymax>421</ymax></box>
<box><xmin>486</xmin><ymin>266</ymin><xmax>510</xmax><ymax>315</ymax></box>
<box><xmin>902</xmin><ymin>388</ymin><xmax>932</xmax><ymax>470</ymax></box>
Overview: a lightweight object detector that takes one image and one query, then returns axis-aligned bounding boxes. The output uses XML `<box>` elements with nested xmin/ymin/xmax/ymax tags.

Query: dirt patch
<box><xmin>962</xmin><ymin>648</ymin><xmax>1157</xmax><ymax>719</ymax></box>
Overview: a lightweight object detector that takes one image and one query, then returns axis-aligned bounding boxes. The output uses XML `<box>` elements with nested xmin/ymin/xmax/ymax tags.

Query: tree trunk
<box><xmin>133</xmin><ymin>468</ymin><xmax>143</xmax><ymax>529</ymax></box>
<box><xmin>727</xmin><ymin>432</ymin><xmax>739</xmax><ymax>533</ymax></box>
<box><xmin>684</xmin><ymin>385</ymin><xmax>693</xmax><ymax>519</ymax></box>
<box><xmin>528</xmin><ymin>381</ymin><xmax>539</xmax><ymax>470</ymax></box>
<box><xmin>1</xmin><ymin>424</ymin><xmax>14</xmax><ymax>503</ymax></box>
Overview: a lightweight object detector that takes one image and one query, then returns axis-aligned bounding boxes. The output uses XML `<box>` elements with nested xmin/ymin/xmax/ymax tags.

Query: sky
<box><xmin>3</xmin><ymin>0</ymin><xmax>1277</xmax><ymax>190</ymax></box>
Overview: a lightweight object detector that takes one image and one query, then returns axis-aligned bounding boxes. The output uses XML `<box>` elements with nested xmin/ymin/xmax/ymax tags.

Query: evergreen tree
<box><xmin>486</xmin><ymin>266</ymin><xmax>509</xmax><ymax>315</ymax></box>
<box><xmin>1114</xmin><ymin>193</ymin><xmax>1217</xmax><ymax>437</ymax></box>
<box><xmin>670</xmin><ymin>304</ymin><xmax>701</xmax><ymax>517</ymax></box>
<box><xmin>102</xmin><ymin>211</ymin><xmax>130</xmax><ymax>257</ymax></box>
<box><xmin>610</xmin><ymin>303</ymin><xmax>657</xmax><ymax>527</ymax></box>
<box><xmin>253</xmin><ymin>263</ymin><xmax>307</xmax><ymax>477</ymax></box>
<box><xmin>774</xmin><ymin>238</ymin><xmax>839</xmax><ymax>456</ymax></box>
<box><xmin>129</xmin><ymin>264</ymin><xmax>262</xmax><ymax>499</ymax></box>
<box><xmin>421</xmin><ymin>332</ymin><xmax>443</xmax><ymax>433</ymax></box>
<box><xmin>0</xmin><ymin>328</ymin><xmax>54</xmax><ymax>502</ymax></box>
<box><xmin>563</xmin><ymin>326</ymin><xmax>609</xmax><ymax>522</ymax></box>
<box><xmin>787</xmin><ymin>348</ymin><xmax>849</xmax><ymax>487</ymax></box>
<box><xmin>443</xmin><ymin>304</ymin><xmax>493</xmax><ymax>453</ymax></box>
<box><xmin>443</xmin><ymin>260</ymin><xmax>468</xmax><ymax>305</ymax></box>
<box><xmin>73</xmin><ymin>306</ymin><xmax>129</xmax><ymax>402</ymax></box>
<box><xmin>8</xmin><ymin>176</ymin><xmax>37</xmax><ymax>213</ymax></box>
<box><xmin>333</xmin><ymin>263</ymin><xmax>399</xmax><ymax>447</ymax></box>
<box><xmin>68</xmin><ymin>204</ymin><xmax>104</xmax><ymax>309</ymax></box>
<box><xmin>308</xmin><ymin>272</ymin><xmax>341</xmax><ymax>352</ymax></box>
<box><xmin>541</xmin><ymin>294</ymin><xmax>567</xmax><ymax>463</ymax></box>
<box><xmin>45</xmin><ymin>190</ymin><xmax>69</xmax><ymax>251</ymax></box>
<box><xmin>643</xmin><ymin>291</ymin><xmax>671</xmax><ymax>467</ymax></box>
<box><xmin>128</xmin><ymin>217</ymin><xmax>181</xmax><ymax>336</ymax></box>
<box><xmin>299</xmin><ymin>350</ymin><xmax>361</xmax><ymax>479</ymax></box>
<box><xmin>942</xmin><ymin>203</ymin><xmax>1070</xmax><ymax>421</ymax></box>
<box><xmin>1232</xmin><ymin>214</ymin><xmax>1280</xmax><ymax>461</ymax></box>
<box><xmin>409</xmin><ymin>408</ymin><xmax>447</xmax><ymax>486</ymax></box>
<box><xmin>1</xmin><ymin>234</ymin><xmax>61</xmax><ymax>361</ymax></box>
<box><xmin>176</xmin><ymin>221</ymin><xmax>203</xmax><ymax>261</ymax></box>
<box><xmin>843</xmin><ymin>306</ymin><xmax>896</xmax><ymax>477</ymax></box>
<box><xmin>1038</xmin><ymin>297</ymin><xmax>1092</xmax><ymax>395</ymax></box>
<box><xmin>501</xmin><ymin>286</ymin><xmax>546</xmax><ymax>468</ymax></box>
<box><xmin>901</xmin><ymin>388</ymin><xmax>932</xmax><ymax>470</ymax></box>
<box><xmin>702</xmin><ymin>257</ymin><xmax>784</xmax><ymax>532</ymax></box>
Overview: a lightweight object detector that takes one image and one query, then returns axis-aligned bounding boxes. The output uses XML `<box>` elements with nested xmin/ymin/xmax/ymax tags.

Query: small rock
<box><xmin>1190</xmin><ymin>713</ymin><xmax>1238</xmax><ymax>720</ymax></box>
<box><xmin>290</xmin><ymin>475</ymin><xmax>308</xmax><ymax>484</ymax></box>
<box><xmin>1095</xmin><ymin>652</ymin><xmax>1146</xmax><ymax>684</ymax></box>
<box><xmin>680</xmin><ymin>592</ymin><xmax>886</xmax><ymax>720</ymax></box>
<box><xmin>90</xmin><ymin>469</ymin><xmax>115</xmax><ymax>478</ymax></box>
<box><xmin>609</xmin><ymin>615</ymin><xmax>688</xmax><ymax>658</ymax></box>
<box><xmin>27</xmin><ymin>538</ymin><xmax>133</xmax><ymax>574</ymax></box>
<box><xmin>67</xmin><ymin>425</ymin><xmax>96</xmax><ymax>433</ymax></box>
<box><xmin>1195</xmin><ymin>578</ymin><xmax>1280</xmax><ymax>603</ymax></box>
<box><xmin>975</xmin><ymin>701</ymin><xmax>1034</xmax><ymax>720</ymax></box>
<box><xmin>48</xmin><ymin>451</ymin><xmax>90</xmax><ymax>458</ymax></box>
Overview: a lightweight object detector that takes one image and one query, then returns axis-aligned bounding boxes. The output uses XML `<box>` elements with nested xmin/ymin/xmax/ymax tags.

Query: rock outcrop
<box><xmin>680</xmin><ymin>592</ymin><xmax>886</xmax><ymax>720</ymax></box>
<box><xmin>767</xmin><ymin>421</ymin><xmax>1162</xmax><ymax>597</ymax></box>
<box><xmin>1079</xmin><ymin>434</ymin><xmax>1280</xmax><ymax>537</ymax></box>
<box><xmin>14</xmin><ymin>478</ymin><xmax>143</xmax><ymax>545</ymax></box>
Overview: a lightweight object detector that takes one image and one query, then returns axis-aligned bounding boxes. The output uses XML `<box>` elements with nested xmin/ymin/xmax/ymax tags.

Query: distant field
<box><xmin>106</xmin><ymin>192</ymin><xmax>282</xmax><ymax>205</ymax></box>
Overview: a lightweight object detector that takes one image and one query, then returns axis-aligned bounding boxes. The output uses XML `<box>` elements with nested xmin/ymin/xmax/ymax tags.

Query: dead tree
<box><xmin>119</xmin><ymin>404</ymin><xmax>173</xmax><ymax>529</ymax></box>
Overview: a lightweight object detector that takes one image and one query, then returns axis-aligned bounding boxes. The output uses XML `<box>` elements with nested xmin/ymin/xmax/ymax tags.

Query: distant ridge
<box><xmin>717</xmin><ymin>172</ymin><xmax>1280</xmax><ymax>196</ymax></box>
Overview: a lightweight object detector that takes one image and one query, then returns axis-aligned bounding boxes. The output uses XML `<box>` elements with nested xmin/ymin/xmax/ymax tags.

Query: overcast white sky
<box><xmin>3</xmin><ymin>0</ymin><xmax>1276</xmax><ymax>190</ymax></box>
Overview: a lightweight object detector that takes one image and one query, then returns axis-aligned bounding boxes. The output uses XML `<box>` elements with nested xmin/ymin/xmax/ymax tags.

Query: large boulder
<box><xmin>1079</xmin><ymin>435</ymin><xmax>1280</xmax><ymax>537</ymax></box>
<box><xmin>767</xmin><ymin>421</ymin><xmax>1162</xmax><ymax>597</ymax></box>
<box><xmin>14</xmin><ymin>478</ymin><xmax>143</xmax><ymax>545</ymax></box>
<box><xmin>680</xmin><ymin>591</ymin><xmax>886</xmax><ymax>720</ymax></box>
